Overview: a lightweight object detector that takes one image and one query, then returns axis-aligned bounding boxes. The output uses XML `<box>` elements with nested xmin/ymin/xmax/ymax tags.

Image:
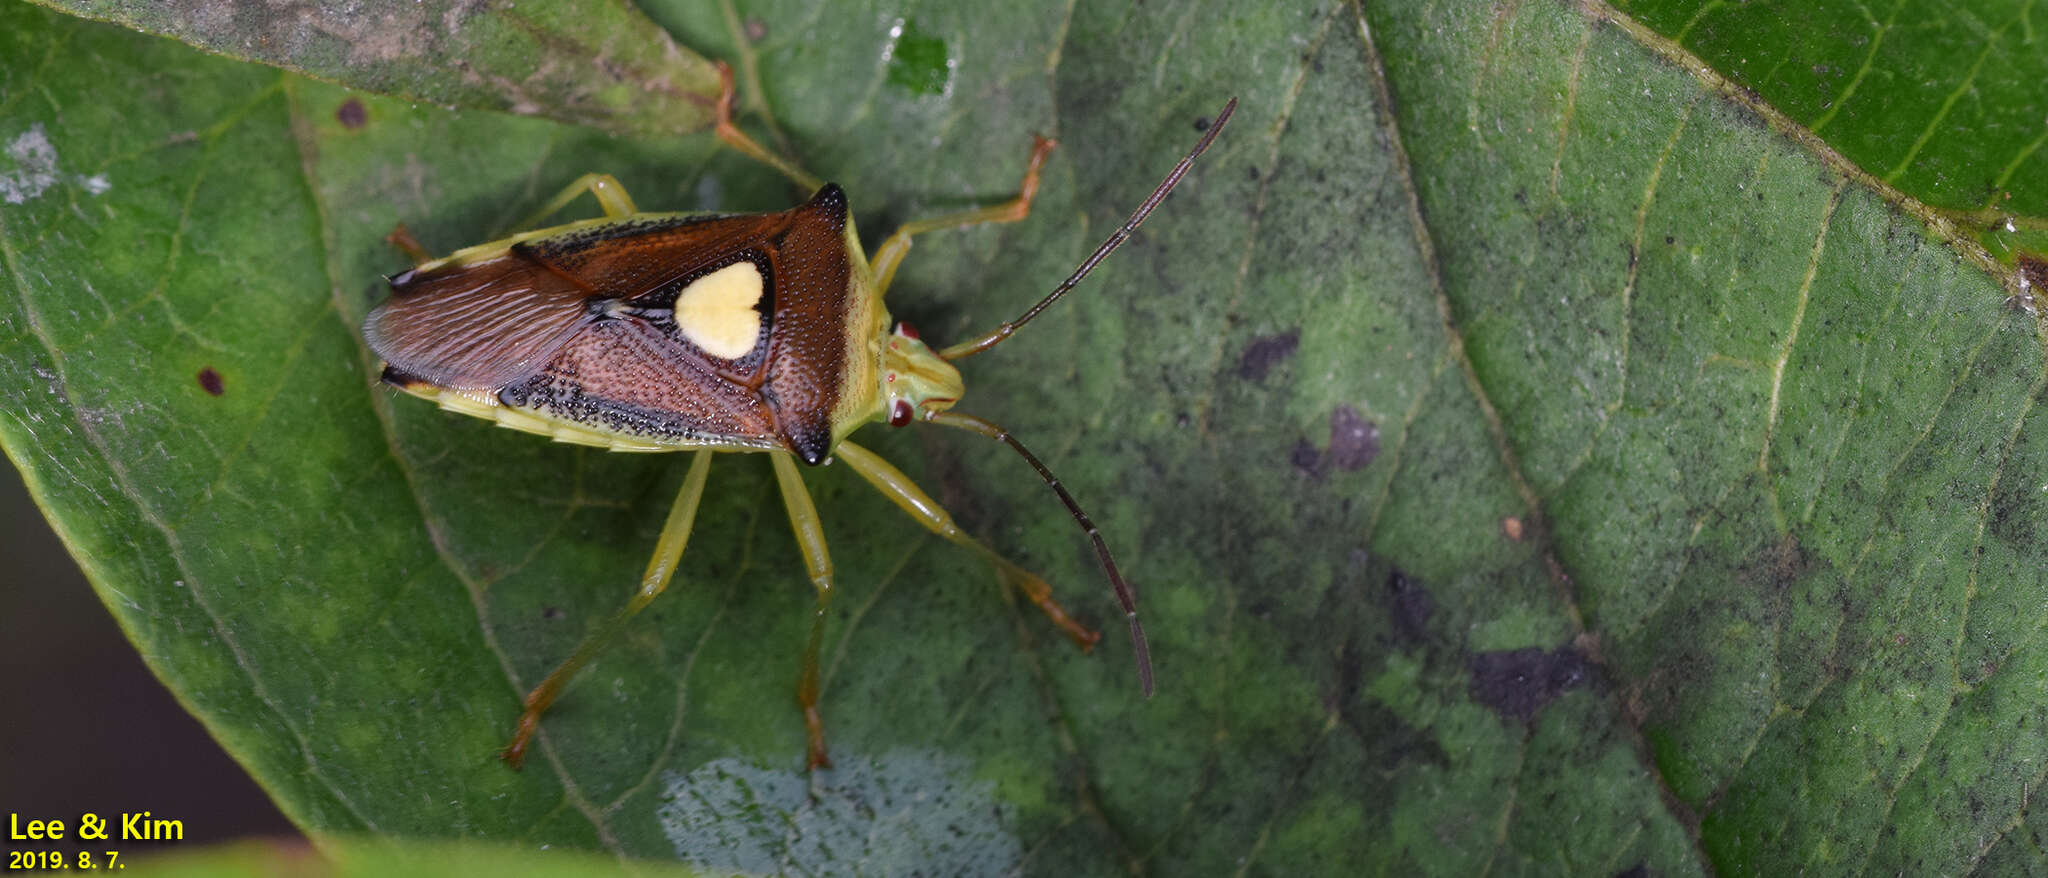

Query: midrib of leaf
<box><xmin>283</xmin><ymin>73</ymin><xmax>626</xmax><ymax>853</ymax></box>
<box><xmin>1359</xmin><ymin>0</ymin><xmax>2043</xmax><ymax>871</ymax></box>
<box><xmin>1385</xmin><ymin>0</ymin><xmax>2048</xmax><ymax>871</ymax></box>
<box><xmin>1358</xmin><ymin>1</ymin><xmax>1705</xmax><ymax>873</ymax></box>
<box><xmin>1359</xmin><ymin>2</ymin><xmax>1573</xmax><ymax>601</ymax></box>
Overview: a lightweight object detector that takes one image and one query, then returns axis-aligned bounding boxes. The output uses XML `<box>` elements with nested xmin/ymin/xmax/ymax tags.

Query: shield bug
<box><xmin>363</xmin><ymin>64</ymin><xmax>1235</xmax><ymax>769</ymax></box>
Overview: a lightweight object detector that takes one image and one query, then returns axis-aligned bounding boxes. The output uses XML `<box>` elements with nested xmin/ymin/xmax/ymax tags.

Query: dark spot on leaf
<box><xmin>196</xmin><ymin>367</ymin><xmax>224</xmax><ymax>396</ymax></box>
<box><xmin>1387</xmin><ymin>568</ymin><xmax>1435</xmax><ymax>642</ymax></box>
<box><xmin>2019</xmin><ymin>253</ymin><xmax>2048</xmax><ymax>292</ymax></box>
<box><xmin>1247</xmin><ymin>165</ymin><xmax>1261</xmax><ymax>181</ymax></box>
<box><xmin>1293</xmin><ymin>406</ymin><xmax>1380</xmax><ymax>479</ymax></box>
<box><xmin>542</xmin><ymin>606</ymin><xmax>563</xmax><ymax>620</ymax></box>
<box><xmin>1237</xmin><ymin>328</ymin><xmax>1300</xmax><ymax>381</ymax></box>
<box><xmin>1469</xmin><ymin>645</ymin><xmax>1591</xmax><ymax>722</ymax></box>
<box><xmin>1613</xmin><ymin>866</ymin><xmax>1649</xmax><ymax>878</ymax></box>
<box><xmin>1291</xmin><ymin>438</ymin><xmax>1322</xmax><ymax>478</ymax></box>
<box><xmin>1193</xmin><ymin>115</ymin><xmax>1211</xmax><ymax>132</ymax></box>
<box><xmin>1174</xmin><ymin>412</ymin><xmax>1190</xmax><ymax>428</ymax></box>
<box><xmin>1325</xmin><ymin>406</ymin><xmax>1378</xmax><ymax>471</ymax></box>
<box><xmin>336</xmin><ymin>98</ymin><xmax>366</xmax><ymax>129</ymax></box>
<box><xmin>1742</xmin><ymin>534</ymin><xmax>1808</xmax><ymax>592</ymax></box>
<box><xmin>884</xmin><ymin>21</ymin><xmax>949</xmax><ymax>97</ymax></box>
<box><xmin>1664</xmin><ymin>235</ymin><xmax>1674</xmax><ymax>245</ymax></box>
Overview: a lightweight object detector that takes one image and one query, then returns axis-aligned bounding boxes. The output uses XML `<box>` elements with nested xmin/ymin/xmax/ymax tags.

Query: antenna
<box><xmin>927</xmin><ymin>411</ymin><xmax>1154</xmax><ymax>696</ymax></box>
<box><xmin>939</xmin><ymin>97</ymin><xmax>1239</xmax><ymax>361</ymax></box>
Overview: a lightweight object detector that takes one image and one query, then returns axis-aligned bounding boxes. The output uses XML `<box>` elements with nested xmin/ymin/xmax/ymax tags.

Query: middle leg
<box><xmin>770</xmin><ymin>452</ymin><xmax>837</xmax><ymax>770</ymax></box>
<box><xmin>834</xmin><ymin>440</ymin><xmax>1101</xmax><ymax>650</ymax></box>
<box><xmin>501</xmin><ymin>449</ymin><xmax>715</xmax><ymax>767</ymax></box>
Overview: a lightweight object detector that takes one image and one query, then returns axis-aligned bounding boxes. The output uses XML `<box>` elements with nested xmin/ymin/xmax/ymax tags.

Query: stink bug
<box><xmin>363</xmin><ymin>64</ymin><xmax>1235</xmax><ymax>769</ymax></box>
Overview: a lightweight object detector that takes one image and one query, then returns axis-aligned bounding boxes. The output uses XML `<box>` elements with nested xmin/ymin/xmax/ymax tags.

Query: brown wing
<box><xmin>500</xmin><ymin>317</ymin><xmax>781</xmax><ymax>447</ymax></box>
<box><xmin>364</xmin><ymin>211</ymin><xmax>782</xmax><ymax>390</ymax></box>
<box><xmin>365</xmin><ymin>256</ymin><xmax>592</xmax><ymax>391</ymax></box>
<box><xmin>363</xmin><ymin>185</ymin><xmax>859</xmax><ymax>456</ymax></box>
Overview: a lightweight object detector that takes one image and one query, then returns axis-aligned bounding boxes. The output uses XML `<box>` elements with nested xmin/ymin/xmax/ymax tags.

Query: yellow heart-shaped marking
<box><xmin>673</xmin><ymin>261</ymin><xmax>764</xmax><ymax>359</ymax></box>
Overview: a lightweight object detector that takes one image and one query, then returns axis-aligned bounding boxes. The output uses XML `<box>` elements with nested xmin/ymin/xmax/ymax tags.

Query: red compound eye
<box><xmin>888</xmin><ymin>400</ymin><xmax>914</xmax><ymax>427</ymax></box>
<box><xmin>895</xmin><ymin>321</ymin><xmax>920</xmax><ymax>340</ymax></box>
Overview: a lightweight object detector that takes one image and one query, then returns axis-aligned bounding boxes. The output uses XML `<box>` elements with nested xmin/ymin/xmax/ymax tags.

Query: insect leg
<box><xmin>383</xmin><ymin>223</ymin><xmax>433</xmax><ymax>266</ymax></box>
<box><xmin>834</xmin><ymin>440</ymin><xmax>1100</xmax><ymax>649</ymax></box>
<box><xmin>500</xmin><ymin>449</ymin><xmax>714</xmax><ymax>768</ymax></box>
<box><xmin>712</xmin><ymin>61</ymin><xmax>826</xmax><ymax>195</ymax></box>
<box><xmin>926</xmin><ymin>411</ymin><xmax>1153</xmax><ymax>696</ymax></box>
<box><xmin>770</xmin><ymin>452</ymin><xmax>836</xmax><ymax>770</ymax></box>
<box><xmin>511</xmin><ymin>173</ymin><xmax>640</xmax><ymax>232</ymax></box>
<box><xmin>869</xmin><ymin>136</ymin><xmax>1057</xmax><ymax>298</ymax></box>
<box><xmin>937</xmin><ymin>98</ymin><xmax>1236</xmax><ymax>362</ymax></box>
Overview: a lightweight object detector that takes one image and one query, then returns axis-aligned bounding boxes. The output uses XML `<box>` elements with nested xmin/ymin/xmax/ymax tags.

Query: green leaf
<box><xmin>1615</xmin><ymin>0</ymin><xmax>2048</xmax><ymax>216</ymax></box>
<box><xmin>23</xmin><ymin>0</ymin><xmax>721</xmax><ymax>138</ymax></box>
<box><xmin>134</xmin><ymin>837</ymin><xmax>723</xmax><ymax>877</ymax></box>
<box><xmin>3</xmin><ymin>0</ymin><xmax>2043</xmax><ymax>874</ymax></box>
<box><xmin>1612</xmin><ymin>0</ymin><xmax>2048</xmax><ymax>260</ymax></box>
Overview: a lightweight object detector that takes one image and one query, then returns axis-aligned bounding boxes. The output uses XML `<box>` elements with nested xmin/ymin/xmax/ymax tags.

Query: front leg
<box><xmin>834</xmin><ymin>440</ymin><xmax>1100</xmax><ymax>650</ymax></box>
<box><xmin>512</xmin><ymin>172</ymin><xmax>640</xmax><ymax>231</ymax></box>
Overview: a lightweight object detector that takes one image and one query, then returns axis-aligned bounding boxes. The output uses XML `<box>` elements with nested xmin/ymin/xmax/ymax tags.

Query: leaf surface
<box><xmin>25</xmin><ymin>0</ymin><xmax>721</xmax><ymax>137</ymax></box>
<box><xmin>3</xmin><ymin>0</ymin><xmax>2044</xmax><ymax>874</ymax></box>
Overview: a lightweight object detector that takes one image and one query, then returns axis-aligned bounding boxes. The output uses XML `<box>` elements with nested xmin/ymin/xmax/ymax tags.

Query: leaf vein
<box><xmin>1880</xmin><ymin>10</ymin><xmax>2015</xmax><ymax>184</ymax></box>
<box><xmin>1810</xmin><ymin>0</ymin><xmax>1905</xmax><ymax>133</ymax></box>
<box><xmin>283</xmin><ymin>75</ymin><xmax>624</xmax><ymax>850</ymax></box>
<box><xmin>0</xmin><ymin>171</ymin><xmax>382</xmax><ymax>836</ymax></box>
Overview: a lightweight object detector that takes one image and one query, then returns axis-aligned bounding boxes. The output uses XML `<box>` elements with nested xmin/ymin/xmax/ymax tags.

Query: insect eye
<box><xmin>894</xmin><ymin>321</ymin><xmax>920</xmax><ymax>340</ymax></box>
<box><xmin>888</xmin><ymin>400</ymin><xmax>914</xmax><ymax>427</ymax></box>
